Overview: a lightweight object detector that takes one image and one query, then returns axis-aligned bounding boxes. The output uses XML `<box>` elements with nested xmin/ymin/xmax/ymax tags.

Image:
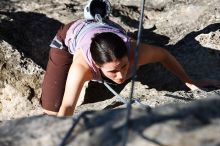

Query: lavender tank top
<box><xmin>65</xmin><ymin>19</ymin><xmax>132</xmax><ymax>82</ymax></box>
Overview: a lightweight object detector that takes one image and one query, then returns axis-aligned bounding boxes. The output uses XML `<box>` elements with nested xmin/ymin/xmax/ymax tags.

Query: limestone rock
<box><xmin>0</xmin><ymin>97</ymin><xmax>220</xmax><ymax>146</ymax></box>
<box><xmin>0</xmin><ymin>0</ymin><xmax>220</xmax><ymax>123</ymax></box>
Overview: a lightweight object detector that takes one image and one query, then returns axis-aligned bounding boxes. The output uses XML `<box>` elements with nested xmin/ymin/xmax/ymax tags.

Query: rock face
<box><xmin>0</xmin><ymin>0</ymin><xmax>220</xmax><ymax>120</ymax></box>
<box><xmin>0</xmin><ymin>97</ymin><xmax>220</xmax><ymax>146</ymax></box>
<box><xmin>0</xmin><ymin>40</ymin><xmax>44</xmax><ymax>120</ymax></box>
<box><xmin>0</xmin><ymin>0</ymin><xmax>220</xmax><ymax>144</ymax></box>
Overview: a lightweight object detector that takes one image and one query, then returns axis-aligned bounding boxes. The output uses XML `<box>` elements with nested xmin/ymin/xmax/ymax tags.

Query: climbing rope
<box><xmin>103</xmin><ymin>81</ymin><xmax>151</xmax><ymax>110</ymax></box>
<box><xmin>59</xmin><ymin>0</ymin><xmax>146</xmax><ymax>145</ymax></box>
<box><xmin>59</xmin><ymin>111</ymin><xmax>95</xmax><ymax>146</ymax></box>
<box><xmin>122</xmin><ymin>0</ymin><xmax>146</xmax><ymax>146</ymax></box>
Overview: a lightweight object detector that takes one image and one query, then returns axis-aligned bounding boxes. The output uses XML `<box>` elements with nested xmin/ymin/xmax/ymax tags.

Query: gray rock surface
<box><xmin>0</xmin><ymin>97</ymin><xmax>220</xmax><ymax>146</ymax></box>
<box><xmin>0</xmin><ymin>0</ymin><xmax>220</xmax><ymax>118</ymax></box>
<box><xmin>0</xmin><ymin>0</ymin><xmax>220</xmax><ymax>144</ymax></box>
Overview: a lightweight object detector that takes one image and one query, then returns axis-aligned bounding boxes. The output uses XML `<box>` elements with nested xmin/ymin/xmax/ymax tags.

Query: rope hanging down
<box><xmin>122</xmin><ymin>0</ymin><xmax>146</xmax><ymax>145</ymax></box>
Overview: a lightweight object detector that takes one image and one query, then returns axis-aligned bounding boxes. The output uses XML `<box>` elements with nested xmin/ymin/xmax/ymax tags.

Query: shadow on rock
<box><xmin>63</xmin><ymin>97</ymin><xmax>220</xmax><ymax>146</ymax></box>
<box><xmin>130</xmin><ymin>25</ymin><xmax>171</xmax><ymax>47</ymax></box>
<box><xmin>112</xmin><ymin>5</ymin><xmax>140</xmax><ymax>28</ymax></box>
<box><xmin>137</xmin><ymin>23</ymin><xmax>220</xmax><ymax>92</ymax></box>
<box><xmin>0</xmin><ymin>11</ymin><xmax>63</xmax><ymax>69</ymax></box>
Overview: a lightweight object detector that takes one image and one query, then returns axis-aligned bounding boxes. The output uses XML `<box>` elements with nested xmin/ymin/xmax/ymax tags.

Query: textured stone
<box><xmin>0</xmin><ymin>97</ymin><xmax>220</xmax><ymax>146</ymax></box>
<box><xmin>0</xmin><ymin>0</ymin><xmax>220</xmax><ymax>124</ymax></box>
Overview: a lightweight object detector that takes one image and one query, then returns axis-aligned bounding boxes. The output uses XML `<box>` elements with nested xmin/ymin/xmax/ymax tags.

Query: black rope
<box><xmin>58</xmin><ymin>111</ymin><xmax>95</xmax><ymax>146</ymax></box>
<box><xmin>122</xmin><ymin>0</ymin><xmax>146</xmax><ymax>145</ymax></box>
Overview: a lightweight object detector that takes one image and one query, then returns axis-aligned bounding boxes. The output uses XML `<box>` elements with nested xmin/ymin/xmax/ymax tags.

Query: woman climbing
<box><xmin>40</xmin><ymin>0</ymin><xmax>220</xmax><ymax>116</ymax></box>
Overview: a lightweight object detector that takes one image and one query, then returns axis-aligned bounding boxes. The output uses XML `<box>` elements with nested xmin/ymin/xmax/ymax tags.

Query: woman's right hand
<box><xmin>185</xmin><ymin>82</ymin><xmax>200</xmax><ymax>91</ymax></box>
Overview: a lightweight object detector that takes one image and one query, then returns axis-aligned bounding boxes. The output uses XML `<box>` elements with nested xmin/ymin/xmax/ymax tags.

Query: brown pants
<box><xmin>40</xmin><ymin>48</ymin><xmax>73</xmax><ymax>112</ymax></box>
<box><xmin>40</xmin><ymin>21</ymin><xmax>76</xmax><ymax>112</ymax></box>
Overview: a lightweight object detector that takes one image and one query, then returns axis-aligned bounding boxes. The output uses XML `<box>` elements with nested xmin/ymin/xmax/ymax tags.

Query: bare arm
<box><xmin>135</xmin><ymin>42</ymin><xmax>220</xmax><ymax>89</ymax></box>
<box><xmin>57</xmin><ymin>62</ymin><xmax>92</xmax><ymax>116</ymax></box>
<box><xmin>135</xmin><ymin>42</ymin><xmax>195</xmax><ymax>88</ymax></box>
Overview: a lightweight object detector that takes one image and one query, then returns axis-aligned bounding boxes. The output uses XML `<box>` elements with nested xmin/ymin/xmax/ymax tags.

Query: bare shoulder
<box><xmin>130</xmin><ymin>40</ymin><xmax>158</xmax><ymax>56</ymax></box>
<box><xmin>130</xmin><ymin>40</ymin><xmax>167</xmax><ymax>66</ymax></box>
<box><xmin>71</xmin><ymin>49</ymin><xmax>93</xmax><ymax>81</ymax></box>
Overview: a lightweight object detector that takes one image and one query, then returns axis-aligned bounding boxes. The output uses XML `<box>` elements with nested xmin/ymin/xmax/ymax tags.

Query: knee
<box><xmin>43</xmin><ymin>109</ymin><xmax>58</xmax><ymax>116</ymax></box>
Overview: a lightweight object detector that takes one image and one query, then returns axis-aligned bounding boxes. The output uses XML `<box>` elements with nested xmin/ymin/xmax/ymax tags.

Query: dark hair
<box><xmin>90</xmin><ymin>32</ymin><xmax>128</xmax><ymax>66</ymax></box>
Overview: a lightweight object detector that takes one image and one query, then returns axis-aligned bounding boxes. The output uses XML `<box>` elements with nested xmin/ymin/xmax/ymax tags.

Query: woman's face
<box><xmin>100</xmin><ymin>56</ymin><xmax>129</xmax><ymax>84</ymax></box>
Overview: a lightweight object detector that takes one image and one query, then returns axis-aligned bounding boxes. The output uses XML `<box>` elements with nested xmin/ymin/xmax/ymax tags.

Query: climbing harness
<box><xmin>59</xmin><ymin>0</ymin><xmax>146</xmax><ymax>145</ymax></box>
